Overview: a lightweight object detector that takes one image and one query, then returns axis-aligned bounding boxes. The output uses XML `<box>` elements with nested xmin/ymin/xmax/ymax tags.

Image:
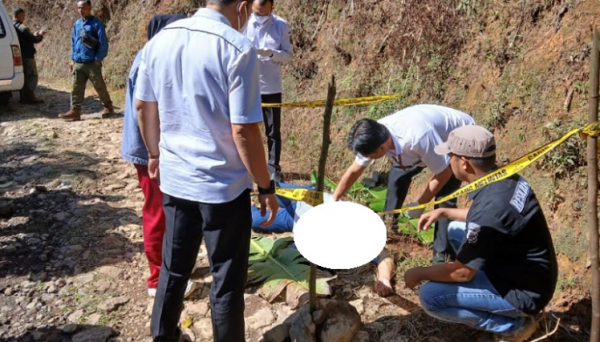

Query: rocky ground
<box><xmin>0</xmin><ymin>86</ymin><xmax>443</xmax><ymax>342</ymax></box>
<box><xmin>0</xmin><ymin>86</ymin><xmax>590</xmax><ymax>342</ymax></box>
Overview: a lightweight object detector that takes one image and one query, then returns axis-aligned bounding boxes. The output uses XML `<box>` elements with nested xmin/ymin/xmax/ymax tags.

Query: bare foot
<box><xmin>375</xmin><ymin>278</ymin><xmax>394</xmax><ymax>296</ymax></box>
<box><xmin>374</xmin><ymin>248</ymin><xmax>396</xmax><ymax>297</ymax></box>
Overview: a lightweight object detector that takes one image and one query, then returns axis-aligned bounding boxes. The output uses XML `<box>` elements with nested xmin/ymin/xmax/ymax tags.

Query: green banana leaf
<box><xmin>310</xmin><ymin>170</ymin><xmax>339</xmax><ymax>191</ymax></box>
<box><xmin>248</xmin><ymin>236</ymin><xmax>335</xmax><ymax>308</ymax></box>
<box><xmin>397</xmin><ymin>215</ymin><xmax>434</xmax><ymax>245</ymax></box>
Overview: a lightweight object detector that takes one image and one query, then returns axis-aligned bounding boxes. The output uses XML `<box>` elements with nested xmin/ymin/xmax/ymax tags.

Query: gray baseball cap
<box><xmin>434</xmin><ymin>125</ymin><xmax>496</xmax><ymax>158</ymax></box>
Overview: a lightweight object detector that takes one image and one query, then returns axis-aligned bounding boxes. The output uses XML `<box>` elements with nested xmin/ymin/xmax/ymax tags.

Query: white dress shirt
<box><xmin>243</xmin><ymin>13</ymin><xmax>293</xmax><ymax>95</ymax></box>
<box><xmin>355</xmin><ymin>104</ymin><xmax>475</xmax><ymax>175</ymax></box>
<box><xmin>135</xmin><ymin>9</ymin><xmax>263</xmax><ymax>204</ymax></box>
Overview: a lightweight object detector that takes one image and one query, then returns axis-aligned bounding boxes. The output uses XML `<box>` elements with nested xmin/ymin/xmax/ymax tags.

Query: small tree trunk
<box><xmin>309</xmin><ymin>75</ymin><xmax>336</xmax><ymax>313</ymax></box>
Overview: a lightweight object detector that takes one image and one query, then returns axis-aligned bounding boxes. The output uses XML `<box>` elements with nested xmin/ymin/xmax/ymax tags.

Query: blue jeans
<box><xmin>418</xmin><ymin>221</ymin><xmax>526</xmax><ymax>334</ymax></box>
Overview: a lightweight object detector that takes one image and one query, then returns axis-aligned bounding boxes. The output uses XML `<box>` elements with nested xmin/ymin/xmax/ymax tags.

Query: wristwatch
<box><xmin>258</xmin><ymin>180</ymin><xmax>275</xmax><ymax>195</ymax></box>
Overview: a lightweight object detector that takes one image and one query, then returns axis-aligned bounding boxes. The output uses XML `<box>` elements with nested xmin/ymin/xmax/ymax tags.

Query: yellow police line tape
<box><xmin>262</xmin><ymin>94</ymin><xmax>400</xmax><ymax>108</ymax></box>
<box><xmin>275</xmin><ymin>122</ymin><xmax>600</xmax><ymax>212</ymax></box>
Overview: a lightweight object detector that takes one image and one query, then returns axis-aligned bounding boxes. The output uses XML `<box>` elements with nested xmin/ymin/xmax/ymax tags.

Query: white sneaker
<box><xmin>147</xmin><ymin>280</ymin><xmax>197</xmax><ymax>298</ymax></box>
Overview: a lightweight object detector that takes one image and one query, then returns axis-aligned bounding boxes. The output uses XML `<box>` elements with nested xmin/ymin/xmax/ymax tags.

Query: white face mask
<box><xmin>254</xmin><ymin>13</ymin><xmax>270</xmax><ymax>24</ymax></box>
<box><xmin>236</xmin><ymin>2</ymin><xmax>249</xmax><ymax>32</ymax></box>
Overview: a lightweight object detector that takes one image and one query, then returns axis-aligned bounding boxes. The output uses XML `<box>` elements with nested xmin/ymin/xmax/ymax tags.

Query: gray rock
<box><xmin>350</xmin><ymin>331</ymin><xmax>370</xmax><ymax>342</ymax></box>
<box><xmin>54</xmin><ymin>212</ymin><xmax>67</xmax><ymax>221</ymax></box>
<box><xmin>3</xmin><ymin>245</ymin><xmax>17</xmax><ymax>254</ymax></box>
<box><xmin>319</xmin><ymin>300</ymin><xmax>362</xmax><ymax>342</ymax></box>
<box><xmin>68</xmin><ymin>309</ymin><xmax>84</xmax><ymax>323</ymax></box>
<box><xmin>32</xmin><ymin>330</ymin><xmax>45</xmax><ymax>341</ymax></box>
<box><xmin>28</xmin><ymin>238</ymin><xmax>42</xmax><ymax>245</ymax></box>
<box><xmin>4</xmin><ymin>287</ymin><xmax>13</xmax><ymax>296</ymax></box>
<box><xmin>87</xmin><ymin>313</ymin><xmax>102</xmax><ymax>325</ymax></box>
<box><xmin>72</xmin><ymin>327</ymin><xmax>115</xmax><ymax>342</ymax></box>
<box><xmin>0</xmin><ymin>201</ymin><xmax>15</xmax><ymax>217</ymax></box>
<box><xmin>98</xmin><ymin>296</ymin><xmax>129</xmax><ymax>313</ymax></box>
<box><xmin>62</xmin><ymin>323</ymin><xmax>78</xmax><ymax>334</ymax></box>
<box><xmin>97</xmin><ymin>266</ymin><xmax>123</xmax><ymax>279</ymax></box>
<box><xmin>290</xmin><ymin>310</ymin><xmax>316</xmax><ymax>342</ymax></box>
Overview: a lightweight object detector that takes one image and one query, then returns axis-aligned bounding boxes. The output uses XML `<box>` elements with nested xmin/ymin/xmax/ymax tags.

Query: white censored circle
<box><xmin>293</xmin><ymin>201</ymin><xmax>387</xmax><ymax>270</ymax></box>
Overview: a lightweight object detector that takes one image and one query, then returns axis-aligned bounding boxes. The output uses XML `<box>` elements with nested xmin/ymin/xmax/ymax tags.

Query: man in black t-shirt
<box><xmin>403</xmin><ymin>125</ymin><xmax>558</xmax><ymax>342</ymax></box>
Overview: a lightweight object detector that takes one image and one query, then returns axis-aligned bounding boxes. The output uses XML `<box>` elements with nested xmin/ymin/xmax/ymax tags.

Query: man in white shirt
<box><xmin>332</xmin><ymin>104</ymin><xmax>475</xmax><ymax>264</ymax></box>
<box><xmin>243</xmin><ymin>0</ymin><xmax>293</xmax><ymax>182</ymax></box>
<box><xmin>135</xmin><ymin>1</ymin><xmax>279</xmax><ymax>341</ymax></box>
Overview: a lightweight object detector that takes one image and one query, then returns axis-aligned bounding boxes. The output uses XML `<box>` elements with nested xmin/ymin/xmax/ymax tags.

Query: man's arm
<box><xmin>71</xmin><ymin>22</ymin><xmax>76</xmax><ymax>62</ymax></box>
<box><xmin>232</xmin><ymin>123</ymin><xmax>271</xmax><ymax>189</ymax></box>
<box><xmin>416</xmin><ymin>166</ymin><xmax>453</xmax><ymax>204</ymax></box>
<box><xmin>332</xmin><ymin>161</ymin><xmax>367</xmax><ymax>201</ymax></box>
<box><xmin>270</xmin><ymin>21</ymin><xmax>293</xmax><ymax>63</ymax></box>
<box><xmin>16</xmin><ymin>24</ymin><xmax>43</xmax><ymax>44</ymax></box>
<box><xmin>404</xmin><ymin>261</ymin><xmax>477</xmax><ymax>289</ymax></box>
<box><xmin>95</xmin><ymin>21</ymin><xmax>109</xmax><ymax>61</ymax></box>
<box><xmin>418</xmin><ymin>207</ymin><xmax>469</xmax><ymax>231</ymax></box>
<box><xmin>136</xmin><ymin>100</ymin><xmax>160</xmax><ymax>158</ymax></box>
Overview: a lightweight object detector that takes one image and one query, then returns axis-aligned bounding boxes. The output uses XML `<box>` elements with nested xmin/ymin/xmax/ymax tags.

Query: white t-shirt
<box><xmin>243</xmin><ymin>13</ymin><xmax>293</xmax><ymax>95</ymax></box>
<box><xmin>135</xmin><ymin>9</ymin><xmax>263</xmax><ymax>204</ymax></box>
<box><xmin>355</xmin><ymin>104</ymin><xmax>475</xmax><ymax>175</ymax></box>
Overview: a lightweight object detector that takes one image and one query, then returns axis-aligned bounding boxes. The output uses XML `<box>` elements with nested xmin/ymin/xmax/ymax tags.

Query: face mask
<box><xmin>236</xmin><ymin>2</ymin><xmax>249</xmax><ymax>32</ymax></box>
<box><xmin>254</xmin><ymin>13</ymin><xmax>270</xmax><ymax>24</ymax></box>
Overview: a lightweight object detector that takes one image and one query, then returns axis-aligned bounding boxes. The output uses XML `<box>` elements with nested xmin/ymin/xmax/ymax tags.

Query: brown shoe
<box><xmin>101</xmin><ymin>104</ymin><xmax>116</xmax><ymax>119</ymax></box>
<box><xmin>58</xmin><ymin>108</ymin><xmax>81</xmax><ymax>121</ymax></box>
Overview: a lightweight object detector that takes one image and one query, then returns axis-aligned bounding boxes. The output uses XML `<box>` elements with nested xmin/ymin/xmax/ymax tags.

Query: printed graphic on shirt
<box><xmin>510</xmin><ymin>177</ymin><xmax>530</xmax><ymax>213</ymax></box>
<box><xmin>466</xmin><ymin>222</ymin><xmax>481</xmax><ymax>244</ymax></box>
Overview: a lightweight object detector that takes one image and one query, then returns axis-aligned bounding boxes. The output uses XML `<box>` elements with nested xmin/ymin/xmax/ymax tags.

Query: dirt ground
<box><xmin>0</xmin><ymin>86</ymin><xmax>592</xmax><ymax>342</ymax></box>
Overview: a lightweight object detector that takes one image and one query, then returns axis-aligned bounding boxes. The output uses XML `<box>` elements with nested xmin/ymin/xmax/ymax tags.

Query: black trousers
<box><xmin>151</xmin><ymin>190</ymin><xmax>252</xmax><ymax>342</ymax></box>
<box><xmin>261</xmin><ymin>93</ymin><xmax>282</xmax><ymax>174</ymax></box>
<box><xmin>384</xmin><ymin>164</ymin><xmax>462</xmax><ymax>263</ymax></box>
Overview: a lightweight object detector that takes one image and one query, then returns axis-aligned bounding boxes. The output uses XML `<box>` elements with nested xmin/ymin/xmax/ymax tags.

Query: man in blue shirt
<box><xmin>59</xmin><ymin>0</ymin><xmax>114</xmax><ymax>121</ymax></box>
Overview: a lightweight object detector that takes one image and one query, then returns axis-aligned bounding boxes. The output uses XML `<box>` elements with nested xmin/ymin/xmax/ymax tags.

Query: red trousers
<box><xmin>135</xmin><ymin>164</ymin><xmax>165</xmax><ymax>289</ymax></box>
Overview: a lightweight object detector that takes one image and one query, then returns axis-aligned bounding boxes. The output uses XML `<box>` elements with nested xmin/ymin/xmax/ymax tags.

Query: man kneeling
<box><xmin>403</xmin><ymin>125</ymin><xmax>558</xmax><ymax>342</ymax></box>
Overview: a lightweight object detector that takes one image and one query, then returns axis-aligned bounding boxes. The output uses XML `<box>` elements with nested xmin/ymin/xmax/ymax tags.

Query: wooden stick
<box><xmin>587</xmin><ymin>26</ymin><xmax>600</xmax><ymax>342</ymax></box>
<box><xmin>309</xmin><ymin>75</ymin><xmax>336</xmax><ymax>314</ymax></box>
<box><xmin>530</xmin><ymin>318</ymin><xmax>561</xmax><ymax>342</ymax></box>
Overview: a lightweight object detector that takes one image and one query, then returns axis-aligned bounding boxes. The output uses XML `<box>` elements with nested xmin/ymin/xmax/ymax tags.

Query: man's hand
<box><xmin>406</xmin><ymin>202</ymin><xmax>425</xmax><ymax>219</ymax></box>
<box><xmin>258</xmin><ymin>194</ymin><xmax>279</xmax><ymax>227</ymax></box>
<box><xmin>418</xmin><ymin>208</ymin><xmax>445</xmax><ymax>232</ymax></box>
<box><xmin>69</xmin><ymin>61</ymin><xmax>74</xmax><ymax>73</ymax></box>
<box><xmin>403</xmin><ymin>268</ymin><xmax>422</xmax><ymax>290</ymax></box>
<box><xmin>256</xmin><ymin>48</ymin><xmax>273</xmax><ymax>57</ymax></box>
<box><xmin>148</xmin><ymin>157</ymin><xmax>160</xmax><ymax>182</ymax></box>
<box><xmin>95</xmin><ymin>60</ymin><xmax>102</xmax><ymax>67</ymax></box>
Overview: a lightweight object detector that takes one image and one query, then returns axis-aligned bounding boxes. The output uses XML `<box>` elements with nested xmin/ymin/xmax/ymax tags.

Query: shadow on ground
<box><xmin>1</xmin><ymin>324</ymin><xmax>119</xmax><ymax>342</ymax></box>
<box><xmin>0</xmin><ymin>85</ymin><xmax>122</xmax><ymax>122</ymax></box>
<box><xmin>0</xmin><ymin>142</ymin><xmax>141</xmax><ymax>281</ymax></box>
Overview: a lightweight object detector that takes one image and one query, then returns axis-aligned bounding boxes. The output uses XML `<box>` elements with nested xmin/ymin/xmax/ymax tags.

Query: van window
<box><xmin>0</xmin><ymin>18</ymin><xmax>6</xmax><ymax>39</ymax></box>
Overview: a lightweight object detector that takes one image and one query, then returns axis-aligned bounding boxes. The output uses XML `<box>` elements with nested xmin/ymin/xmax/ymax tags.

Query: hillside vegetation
<box><xmin>5</xmin><ymin>0</ymin><xmax>600</xmax><ymax>333</ymax></box>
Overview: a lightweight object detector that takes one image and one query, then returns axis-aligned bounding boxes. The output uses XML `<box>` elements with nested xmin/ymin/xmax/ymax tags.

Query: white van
<box><xmin>0</xmin><ymin>0</ymin><xmax>24</xmax><ymax>105</ymax></box>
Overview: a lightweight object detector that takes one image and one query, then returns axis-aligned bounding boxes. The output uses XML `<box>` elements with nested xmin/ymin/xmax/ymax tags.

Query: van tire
<box><xmin>0</xmin><ymin>92</ymin><xmax>10</xmax><ymax>106</ymax></box>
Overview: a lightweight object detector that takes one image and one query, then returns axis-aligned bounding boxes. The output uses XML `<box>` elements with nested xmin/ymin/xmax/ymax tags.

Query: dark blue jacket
<box><xmin>71</xmin><ymin>16</ymin><xmax>108</xmax><ymax>63</ymax></box>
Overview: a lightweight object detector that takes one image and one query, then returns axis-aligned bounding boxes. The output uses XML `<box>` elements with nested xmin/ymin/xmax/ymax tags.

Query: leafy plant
<box><xmin>247</xmin><ymin>236</ymin><xmax>334</xmax><ymax>308</ymax></box>
<box><xmin>309</xmin><ymin>171</ymin><xmax>434</xmax><ymax>245</ymax></box>
<box><xmin>396</xmin><ymin>215</ymin><xmax>435</xmax><ymax>245</ymax></box>
<box><xmin>541</xmin><ymin>120</ymin><xmax>587</xmax><ymax>179</ymax></box>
